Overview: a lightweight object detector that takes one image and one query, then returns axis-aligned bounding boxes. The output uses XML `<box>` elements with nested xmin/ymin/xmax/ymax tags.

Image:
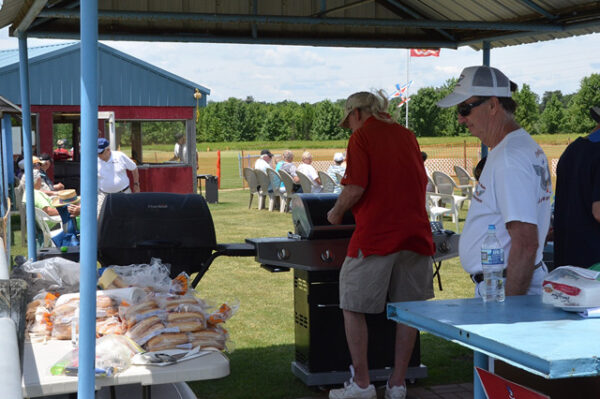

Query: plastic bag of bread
<box><xmin>26</xmin><ymin>292</ymin><xmax>58</xmax><ymax>342</ymax></box>
<box><xmin>168</xmin><ymin>272</ymin><xmax>190</xmax><ymax>295</ymax></box>
<box><xmin>101</xmin><ymin>258</ymin><xmax>172</xmax><ymax>291</ymax></box>
<box><xmin>207</xmin><ymin>301</ymin><xmax>239</xmax><ymax>326</ymax></box>
<box><xmin>50</xmin><ymin>300</ymin><xmax>79</xmax><ymax>340</ymax></box>
<box><xmin>96</xmin><ymin>316</ymin><xmax>125</xmax><ymax>336</ymax></box>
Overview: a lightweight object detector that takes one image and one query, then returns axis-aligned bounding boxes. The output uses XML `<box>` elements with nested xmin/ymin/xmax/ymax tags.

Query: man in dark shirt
<box><xmin>554</xmin><ymin>106</ymin><xmax>600</xmax><ymax>268</ymax></box>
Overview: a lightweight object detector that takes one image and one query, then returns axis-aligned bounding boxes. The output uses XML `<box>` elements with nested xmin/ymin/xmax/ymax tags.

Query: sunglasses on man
<box><xmin>457</xmin><ymin>97</ymin><xmax>489</xmax><ymax>117</ymax></box>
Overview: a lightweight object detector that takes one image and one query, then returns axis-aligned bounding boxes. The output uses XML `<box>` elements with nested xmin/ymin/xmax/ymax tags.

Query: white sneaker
<box><xmin>329</xmin><ymin>366</ymin><xmax>376</xmax><ymax>399</ymax></box>
<box><xmin>329</xmin><ymin>381</ymin><xmax>376</xmax><ymax>399</ymax></box>
<box><xmin>384</xmin><ymin>382</ymin><xmax>407</xmax><ymax>399</ymax></box>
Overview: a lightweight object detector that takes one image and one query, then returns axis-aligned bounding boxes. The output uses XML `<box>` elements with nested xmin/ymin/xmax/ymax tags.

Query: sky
<box><xmin>1</xmin><ymin>27</ymin><xmax>599</xmax><ymax>104</ymax></box>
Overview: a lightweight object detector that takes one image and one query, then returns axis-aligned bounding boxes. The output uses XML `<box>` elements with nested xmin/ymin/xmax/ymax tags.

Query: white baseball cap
<box><xmin>437</xmin><ymin>66</ymin><xmax>512</xmax><ymax>108</ymax></box>
<box><xmin>333</xmin><ymin>152</ymin><xmax>344</xmax><ymax>162</ymax></box>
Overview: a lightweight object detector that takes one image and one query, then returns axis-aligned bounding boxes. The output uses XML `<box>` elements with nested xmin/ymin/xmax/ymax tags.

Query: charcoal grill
<box><xmin>97</xmin><ymin>193</ymin><xmax>255</xmax><ymax>287</ymax></box>
<box><xmin>246</xmin><ymin>193</ymin><xmax>460</xmax><ymax>386</ymax></box>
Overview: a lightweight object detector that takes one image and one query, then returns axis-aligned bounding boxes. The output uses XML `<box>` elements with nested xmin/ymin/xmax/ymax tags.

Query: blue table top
<box><xmin>387</xmin><ymin>295</ymin><xmax>600</xmax><ymax>379</ymax></box>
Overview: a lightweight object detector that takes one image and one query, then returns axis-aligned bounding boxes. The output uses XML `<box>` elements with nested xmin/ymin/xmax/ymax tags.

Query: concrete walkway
<box><xmin>299</xmin><ymin>383</ymin><xmax>474</xmax><ymax>398</ymax></box>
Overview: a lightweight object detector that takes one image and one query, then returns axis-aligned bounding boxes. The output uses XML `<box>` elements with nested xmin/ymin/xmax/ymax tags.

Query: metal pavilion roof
<box><xmin>1</xmin><ymin>0</ymin><xmax>599</xmax><ymax>51</ymax></box>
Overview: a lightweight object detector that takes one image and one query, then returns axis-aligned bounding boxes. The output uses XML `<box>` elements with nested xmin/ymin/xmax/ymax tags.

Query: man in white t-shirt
<box><xmin>297</xmin><ymin>151</ymin><xmax>322</xmax><ymax>193</ymax></box>
<box><xmin>254</xmin><ymin>149</ymin><xmax>273</xmax><ymax>173</ymax></box>
<box><xmin>437</xmin><ymin>66</ymin><xmax>552</xmax><ymax>297</ymax></box>
<box><xmin>97</xmin><ymin>138</ymin><xmax>140</xmax><ymax>214</ymax></box>
<box><xmin>173</xmin><ymin>133</ymin><xmax>187</xmax><ymax>162</ymax></box>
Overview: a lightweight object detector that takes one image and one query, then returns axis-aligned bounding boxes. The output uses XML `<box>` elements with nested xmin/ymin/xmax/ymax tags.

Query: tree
<box><xmin>564</xmin><ymin>73</ymin><xmax>600</xmax><ymax>134</ymax></box>
<box><xmin>539</xmin><ymin>93</ymin><xmax>565</xmax><ymax>134</ymax></box>
<box><xmin>406</xmin><ymin>87</ymin><xmax>445</xmax><ymax>136</ymax></box>
<box><xmin>311</xmin><ymin>100</ymin><xmax>346</xmax><ymax>140</ymax></box>
<box><xmin>513</xmin><ymin>84</ymin><xmax>540</xmax><ymax>134</ymax></box>
<box><xmin>540</xmin><ymin>90</ymin><xmax>564</xmax><ymax>113</ymax></box>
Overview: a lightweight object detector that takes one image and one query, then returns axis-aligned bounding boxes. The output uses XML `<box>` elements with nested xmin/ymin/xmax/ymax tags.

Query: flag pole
<box><xmin>405</xmin><ymin>49</ymin><xmax>409</xmax><ymax>128</ymax></box>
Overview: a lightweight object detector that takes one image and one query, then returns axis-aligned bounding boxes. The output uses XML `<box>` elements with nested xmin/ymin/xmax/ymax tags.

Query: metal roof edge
<box><xmin>0</xmin><ymin>41</ymin><xmax>78</xmax><ymax>72</ymax></box>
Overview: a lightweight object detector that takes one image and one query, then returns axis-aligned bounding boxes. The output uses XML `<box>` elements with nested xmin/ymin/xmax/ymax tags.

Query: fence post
<box><xmin>241</xmin><ymin>150</ymin><xmax>246</xmax><ymax>189</ymax></box>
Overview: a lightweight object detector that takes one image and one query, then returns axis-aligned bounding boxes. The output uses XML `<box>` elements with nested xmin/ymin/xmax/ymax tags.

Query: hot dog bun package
<box><xmin>542</xmin><ymin>266</ymin><xmax>600</xmax><ymax>308</ymax></box>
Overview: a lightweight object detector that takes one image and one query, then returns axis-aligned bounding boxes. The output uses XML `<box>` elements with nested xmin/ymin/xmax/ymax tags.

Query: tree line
<box><xmin>196</xmin><ymin>73</ymin><xmax>600</xmax><ymax>142</ymax></box>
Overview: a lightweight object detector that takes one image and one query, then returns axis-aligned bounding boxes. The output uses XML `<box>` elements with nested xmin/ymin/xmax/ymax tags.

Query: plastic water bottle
<box><xmin>481</xmin><ymin>224</ymin><xmax>505</xmax><ymax>302</ymax></box>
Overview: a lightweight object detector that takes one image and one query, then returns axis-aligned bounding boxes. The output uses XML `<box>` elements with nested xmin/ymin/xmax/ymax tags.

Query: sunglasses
<box><xmin>457</xmin><ymin>98</ymin><xmax>489</xmax><ymax>117</ymax></box>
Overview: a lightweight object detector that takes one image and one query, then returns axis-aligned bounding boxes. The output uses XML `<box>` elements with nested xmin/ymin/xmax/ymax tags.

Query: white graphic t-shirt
<box><xmin>459</xmin><ymin>128</ymin><xmax>552</xmax><ymax>275</ymax></box>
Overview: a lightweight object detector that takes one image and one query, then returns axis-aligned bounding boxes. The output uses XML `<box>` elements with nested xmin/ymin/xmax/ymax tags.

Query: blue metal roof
<box><xmin>0</xmin><ymin>42</ymin><xmax>210</xmax><ymax>107</ymax></box>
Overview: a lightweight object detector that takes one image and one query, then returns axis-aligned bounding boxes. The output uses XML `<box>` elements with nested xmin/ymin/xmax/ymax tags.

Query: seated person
<box><xmin>53</xmin><ymin>139</ymin><xmax>72</xmax><ymax>161</ymax></box>
<box><xmin>39</xmin><ymin>153</ymin><xmax>65</xmax><ymax>193</ymax></box>
<box><xmin>276</xmin><ymin>150</ymin><xmax>302</xmax><ymax>193</ymax></box>
<box><xmin>297</xmin><ymin>151</ymin><xmax>322</xmax><ymax>193</ymax></box>
<box><xmin>254</xmin><ymin>149</ymin><xmax>273</xmax><ymax>172</ymax></box>
<box><xmin>327</xmin><ymin>152</ymin><xmax>346</xmax><ymax>194</ymax></box>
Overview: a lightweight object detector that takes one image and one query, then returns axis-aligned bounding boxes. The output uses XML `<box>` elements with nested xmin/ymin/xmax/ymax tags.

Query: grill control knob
<box><xmin>277</xmin><ymin>248</ymin><xmax>290</xmax><ymax>260</ymax></box>
<box><xmin>320</xmin><ymin>250</ymin><xmax>333</xmax><ymax>263</ymax></box>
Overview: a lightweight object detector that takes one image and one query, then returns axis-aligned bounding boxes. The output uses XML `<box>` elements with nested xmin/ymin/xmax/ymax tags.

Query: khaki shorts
<box><xmin>339</xmin><ymin>250</ymin><xmax>433</xmax><ymax>313</ymax></box>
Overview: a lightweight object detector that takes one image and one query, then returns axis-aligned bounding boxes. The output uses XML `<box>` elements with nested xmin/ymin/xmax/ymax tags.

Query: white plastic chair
<box><xmin>426</xmin><ymin>193</ymin><xmax>456</xmax><ymax>231</ymax></box>
<box><xmin>255</xmin><ymin>169</ymin><xmax>276</xmax><ymax>211</ymax></box>
<box><xmin>242</xmin><ymin>168</ymin><xmax>259</xmax><ymax>209</ymax></box>
<box><xmin>453</xmin><ymin>165</ymin><xmax>475</xmax><ymax>200</ymax></box>
<box><xmin>266</xmin><ymin>169</ymin><xmax>284</xmax><ymax>211</ymax></box>
<box><xmin>295</xmin><ymin>171</ymin><xmax>314</xmax><ymax>194</ymax></box>
<box><xmin>432</xmin><ymin>171</ymin><xmax>467</xmax><ymax>230</ymax></box>
<box><xmin>34</xmin><ymin>208</ymin><xmax>62</xmax><ymax>247</ymax></box>
<box><xmin>277</xmin><ymin>170</ymin><xmax>295</xmax><ymax>213</ymax></box>
<box><xmin>318</xmin><ymin>171</ymin><xmax>337</xmax><ymax>194</ymax></box>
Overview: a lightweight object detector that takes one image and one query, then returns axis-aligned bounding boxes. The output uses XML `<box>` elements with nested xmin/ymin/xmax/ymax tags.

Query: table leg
<box><xmin>142</xmin><ymin>385</ymin><xmax>152</xmax><ymax>399</ymax></box>
<box><xmin>432</xmin><ymin>260</ymin><xmax>443</xmax><ymax>290</ymax></box>
<box><xmin>473</xmin><ymin>351</ymin><xmax>487</xmax><ymax>399</ymax></box>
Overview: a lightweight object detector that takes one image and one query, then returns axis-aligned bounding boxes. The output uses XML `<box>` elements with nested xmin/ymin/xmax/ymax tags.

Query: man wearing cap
<box><xmin>254</xmin><ymin>149</ymin><xmax>273</xmax><ymax>173</ymax></box>
<box><xmin>327</xmin><ymin>90</ymin><xmax>434</xmax><ymax>399</ymax></box>
<box><xmin>53</xmin><ymin>138</ymin><xmax>72</xmax><ymax>161</ymax></box>
<box><xmin>437</xmin><ymin>65</ymin><xmax>552</xmax><ymax>297</ymax></box>
<box><xmin>38</xmin><ymin>153</ymin><xmax>65</xmax><ymax>194</ymax></box>
<box><xmin>554</xmin><ymin>106</ymin><xmax>600</xmax><ymax>268</ymax></box>
<box><xmin>97</xmin><ymin>138</ymin><xmax>140</xmax><ymax>213</ymax></box>
<box><xmin>327</xmin><ymin>152</ymin><xmax>346</xmax><ymax>194</ymax></box>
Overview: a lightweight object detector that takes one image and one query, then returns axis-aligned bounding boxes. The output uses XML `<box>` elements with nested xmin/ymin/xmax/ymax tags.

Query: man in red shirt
<box><xmin>327</xmin><ymin>90</ymin><xmax>434</xmax><ymax>399</ymax></box>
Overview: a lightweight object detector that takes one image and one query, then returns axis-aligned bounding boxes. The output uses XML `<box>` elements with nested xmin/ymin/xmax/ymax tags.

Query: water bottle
<box><xmin>481</xmin><ymin>224</ymin><xmax>505</xmax><ymax>302</ymax></box>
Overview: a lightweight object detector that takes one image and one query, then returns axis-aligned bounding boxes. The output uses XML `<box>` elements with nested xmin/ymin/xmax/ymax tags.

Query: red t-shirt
<box><xmin>341</xmin><ymin>116</ymin><xmax>434</xmax><ymax>258</ymax></box>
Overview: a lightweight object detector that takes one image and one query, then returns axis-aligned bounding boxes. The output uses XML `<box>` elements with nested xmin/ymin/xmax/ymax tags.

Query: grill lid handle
<box><xmin>135</xmin><ymin>240</ymin><xmax>182</xmax><ymax>248</ymax></box>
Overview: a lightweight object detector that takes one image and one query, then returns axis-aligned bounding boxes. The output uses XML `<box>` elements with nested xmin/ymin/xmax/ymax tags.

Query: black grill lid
<box><xmin>292</xmin><ymin>193</ymin><xmax>355</xmax><ymax>239</ymax></box>
<box><xmin>97</xmin><ymin>193</ymin><xmax>217</xmax><ymax>276</ymax></box>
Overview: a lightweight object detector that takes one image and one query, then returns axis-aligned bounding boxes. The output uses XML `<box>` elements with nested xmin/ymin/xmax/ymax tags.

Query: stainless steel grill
<box><xmin>246</xmin><ymin>193</ymin><xmax>460</xmax><ymax>386</ymax></box>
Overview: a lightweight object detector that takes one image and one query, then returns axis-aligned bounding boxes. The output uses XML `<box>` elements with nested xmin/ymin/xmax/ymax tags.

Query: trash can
<box><xmin>205</xmin><ymin>175</ymin><xmax>219</xmax><ymax>204</ymax></box>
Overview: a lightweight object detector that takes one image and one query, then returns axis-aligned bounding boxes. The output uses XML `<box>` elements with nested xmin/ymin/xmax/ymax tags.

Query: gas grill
<box><xmin>246</xmin><ymin>193</ymin><xmax>460</xmax><ymax>386</ymax></box>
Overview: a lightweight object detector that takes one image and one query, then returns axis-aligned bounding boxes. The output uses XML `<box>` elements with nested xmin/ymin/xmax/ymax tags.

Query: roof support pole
<box><xmin>78</xmin><ymin>1</ymin><xmax>99</xmax><ymax>398</ymax></box>
<box><xmin>18</xmin><ymin>34</ymin><xmax>37</xmax><ymax>260</ymax></box>
<box><xmin>480</xmin><ymin>41</ymin><xmax>491</xmax><ymax>159</ymax></box>
<box><xmin>2</xmin><ymin>114</ymin><xmax>14</xmax><ymax>254</ymax></box>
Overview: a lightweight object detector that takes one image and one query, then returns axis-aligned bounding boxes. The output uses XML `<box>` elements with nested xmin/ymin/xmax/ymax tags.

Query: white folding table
<box><xmin>22</xmin><ymin>340</ymin><xmax>230</xmax><ymax>398</ymax></box>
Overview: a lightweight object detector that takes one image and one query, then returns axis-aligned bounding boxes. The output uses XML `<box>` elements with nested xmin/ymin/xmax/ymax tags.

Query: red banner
<box><xmin>410</xmin><ymin>48</ymin><xmax>440</xmax><ymax>57</ymax></box>
<box><xmin>476</xmin><ymin>367</ymin><xmax>550</xmax><ymax>399</ymax></box>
